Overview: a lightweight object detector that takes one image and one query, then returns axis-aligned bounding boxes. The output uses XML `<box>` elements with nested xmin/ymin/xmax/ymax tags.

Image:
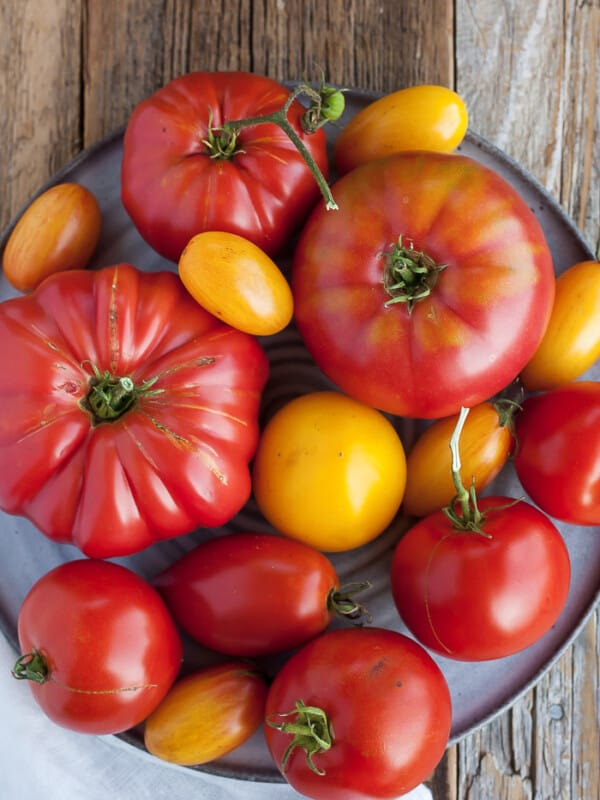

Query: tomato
<box><xmin>403</xmin><ymin>400</ymin><xmax>516</xmax><ymax>518</ymax></box>
<box><xmin>0</xmin><ymin>263</ymin><xmax>268</xmax><ymax>557</ymax></box>
<box><xmin>12</xmin><ymin>559</ymin><xmax>182</xmax><ymax>734</ymax></box>
<box><xmin>264</xmin><ymin>627</ymin><xmax>451</xmax><ymax>800</ymax></box>
<box><xmin>144</xmin><ymin>661</ymin><xmax>267</xmax><ymax>765</ymax></box>
<box><xmin>514</xmin><ymin>381</ymin><xmax>600</xmax><ymax>525</ymax></box>
<box><xmin>334</xmin><ymin>84</ymin><xmax>468</xmax><ymax>175</ymax></box>
<box><xmin>251</xmin><ymin>391</ymin><xmax>406</xmax><ymax>552</ymax></box>
<box><xmin>520</xmin><ymin>259</ymin><xmax>600</xmax><ymax>391</ymax></box>
<box><xmin>121</xmin><ymin>71</ymin><xmax>330</xmax><ymax>261</ymax></box>
<box><xmin>178</xmin><ymin>231</ymin><xmax>293</xmax><ymax>335</ymax></box>
<box><xmin>390</xmin><ymin>496</ymin><xmax>571</xmax><ymax>660</ymax></box>
<box><xmin>2</xmin><ymin>182</ymin><xmax>101</xmax><ymax>292</ymax></box>
<box><xmin>154</xmin><ymin>532</ymin><xmax>369</xmax><ymax>657</ymax></box>
<box><xmin>292</xmin><ymin>151</ymin><xmax>555</xmax><ymax>419</ymax></box>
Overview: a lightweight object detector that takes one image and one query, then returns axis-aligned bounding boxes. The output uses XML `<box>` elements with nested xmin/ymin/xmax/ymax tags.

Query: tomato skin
<box><xmin>2</xmin><ymin>182</ymin><xmax>101</xmax><ymax>292</ymax></box>
<box><xmin>0</xmin><ymin>263</ymin><xmax>268</xmax><ymax>557</ymax></box>
<box><xmin>15</xmin><ymin>559</ymin><xmax>182</xmax><ymax>734</ymax></box>
<box><xmin>520</xmin><ymin>260</ymin><xmax>600</xmax><ymax>391</ymax></box>
<box><xmin>144</xmin><ymin>661</ymin><xmax>267</xmax><ymax>765</ymax></box>
<box><xmin>153</xmin><ymin>532</ymin><xmax>342</xmax><ymax>657</ymax></box>
<box><xmin>403</xmin><ymin>401</ymin><xmax>515</xmax><ymax>517</ymax></box>
<box><xmin>390</xmin><ymin>497</ymin><xmax>571</xmax><ymax>661</ymax></box>
<box><xmin>251</xmin><ymin>391</ymin><xmax>407</xmax><ymax>552</ymax></box>
<box><xmin>514</xmin><ymin>381</ymin><xmax>600</xmax><ymax>525</ymax></box>
<box><xmin>178</xmin><ymin>231</ymin><xmax>293</xmax><ymax>335</ymax></box>
<box><xmin>121</xmin><ymin>71</ymin><xmax>329</xmax><ymax>261</ymax></box>
<box><xmin>292</xmin><ymin>151</ymin><xmax>554</xmax><ymax>419</ymax></box>
<box><xmin>264</xmin><ymin>627</ymin><xmax>451</xmax><ymax>800</ymax></box>
<box><xmin>334</xmin><ymin>85</ymin><xmax>468</xmax><ymax>175</ymax></box>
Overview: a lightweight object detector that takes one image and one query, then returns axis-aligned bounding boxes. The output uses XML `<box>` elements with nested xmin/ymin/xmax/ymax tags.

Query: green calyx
<box><xmin>267</xmin><ymin>700</ymin><xmax>333</xmax><ymax>776</ymax></box>
<box><xmin>327</xmin><ymin>581</ymin><xmax>373</xmax><ymax>624</ymax></box>
<box><xmin>382</xmin><ymin>235</ymin><xmax>447</xmax><ymax>312</ymax></box>
<box><xmin>81</xmin><ymin>362</ymin><xmax>164</xmax><ymax>424</ymax></box>
<box><xmin>12</xmin><ymin>650</ymin><xmax>50</xmax><ymax>684</ymax></box>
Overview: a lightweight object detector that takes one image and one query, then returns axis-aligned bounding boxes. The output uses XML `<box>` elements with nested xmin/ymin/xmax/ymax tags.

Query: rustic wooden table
<box><xmin>1</xmin><ymin>2</ymin><xmax>598</xmax><ymax>799</ymax></box>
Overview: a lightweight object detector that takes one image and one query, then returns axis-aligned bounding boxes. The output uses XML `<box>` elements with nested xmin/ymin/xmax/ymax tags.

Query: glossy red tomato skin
<box><xmin>16</xmin><ymin>559</ymin><xmax>182</xmax><ymax>734</ymax></box>
<box><xmin>390</xmin><ymin>497</ymin><xmax>571</xmax><ymax>661</ymax></box>
<box><xmin>292</xmin><ymin>151</ymin><xmax>555</xmax><ymax>419</ymax></box>
<box><xmin>264</xmin><ymin>627</ymin><xmax>451</xmax><ymax>800</ymax></box>
<box><xmin>121</xmin><ymin>71</ymin><xmax>329</xmax><ymax>261</ymax></box>
<box><xmin>514</xmin><ymin>381</ymin><xmax>600</xmax><ymax>525</ymax></box>
<box><xmin>154</xmin><ymin>532</ymin><xmax>340</xmax><ymax>657</ymax></box>
<box><xmin>0</xmin><ymin>263</ymin><xmax>268</xmax><ymax>557</ymax></box>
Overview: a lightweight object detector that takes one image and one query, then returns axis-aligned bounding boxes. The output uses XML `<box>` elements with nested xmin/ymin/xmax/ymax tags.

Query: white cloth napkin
<box><xmin>0</xmin><ymin>633</ymin><xmax>433</xmax><ymax>799</ymax></box>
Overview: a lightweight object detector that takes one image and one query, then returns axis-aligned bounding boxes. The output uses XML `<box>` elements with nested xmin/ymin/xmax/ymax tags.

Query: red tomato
<box><xmin>121</xmin><ymin>71</ymin><xmax>329</xmax><ymax>261</ymax></box>
<box><xmin>514</xmin><ymin>381</ymin><xmax>600</xmax><ymax>525</ymax></box>
<box><xmin>264</xmin><ymin>627</ymin><xmax>451</xmax><ymax>800</ymax></box>
<box><xmin>0</xmin><ymin>263</ymin><xmax>268</xmax><ymax>558</ymax></box>
<box><xmin>13</xmin><ymin>559</ymin><xmax>182</xmax><ymax>734</ymax></box>
<box><xmin>154</xmin><ymin>532</ymin><xmax>369</xmax><ymax>657</ymax></box>
<box><xmin>292</xmin><ymin>151</ymin><xmax>555</xmax><ymax>418</ymax></box>
<box><xmin>390</xmin><ymin>496</ymin><xmax>571</xmax><ymax>660</ymax></box>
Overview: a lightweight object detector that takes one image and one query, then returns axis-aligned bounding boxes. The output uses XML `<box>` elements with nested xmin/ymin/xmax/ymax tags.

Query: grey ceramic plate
<box><xmin>0</xmin><ymin>87</ymin><xmax>598</xmax><ymax>783</ymax></box>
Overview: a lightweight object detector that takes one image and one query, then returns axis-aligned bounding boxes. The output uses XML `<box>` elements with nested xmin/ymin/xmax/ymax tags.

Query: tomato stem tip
<box><xmin>267</xmin><ymin>699</ymin><xmax>333</xmax><ymax>776</ymax></box>
<box><xmin>12</xmin><ymin>650</ymin><xmax>50</xmax><ymax>684</ymax></box>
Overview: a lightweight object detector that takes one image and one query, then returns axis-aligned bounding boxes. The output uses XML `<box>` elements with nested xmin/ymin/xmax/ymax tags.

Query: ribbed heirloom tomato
<box><xmin>292</xmin><ymin>151</ymin><xmax>555</xmax><ymax>419</ymax></box>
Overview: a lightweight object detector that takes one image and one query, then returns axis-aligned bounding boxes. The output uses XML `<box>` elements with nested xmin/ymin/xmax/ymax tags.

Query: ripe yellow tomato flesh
<box><xmin>520</xmin><ymin>260</ymin><xmax>600</xmax><ymax>391</ymax></box>
<box><xmin>178</xmin><ymin>231</ymin><xmax>294</xmax><ymax>335</ymax></box>
<box><xmin>334</xmin><ymin>84</ymin><xmax>468</xmax><ymax>175</ymax></box>
<box><xmin>402</xmin><ymin>401</ymin><xmax>515</xmax><ymax>518</ymax></box>
<box><xmin>251</xmin><ymin>391</ymin><xmax>407</xmax><ymax>552</ymax></box>
<box><xmin>144</xmin><ymin>662</ymin><xmax>267</xmax><ymax>766</ymax></box>
<box><xmin>2</xmin><ymin>182</ymin><xmax>101</xmax><ymax>292</ymax></box>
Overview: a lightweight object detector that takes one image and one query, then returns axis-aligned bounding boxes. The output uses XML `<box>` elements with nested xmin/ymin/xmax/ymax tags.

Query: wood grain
<box><xmin>0</xmin><ymin>2</ymin><xmax>598</xmax><ymax>799</ymax></box>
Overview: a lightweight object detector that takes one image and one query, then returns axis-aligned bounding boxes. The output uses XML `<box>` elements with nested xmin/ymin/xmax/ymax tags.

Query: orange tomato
<box><xmin>144</xmin><ymin>661</ymin><xmax>267</xmax><ymax>766</ymax></box>
<box><xmin>402</xmin><ymin>401</ymin><xmax>515</xmax><ymax>518</ymax></box>
<box><xmin>2</xmin><ymin>182</ymin><xmax>101</xmax><ymax>292</ymax></box>
<box><xmin>178</xmin><ymin>231</ymin><xmax>294</xmax><ymax>335</ymax></box>
<box><xmin>334</xmin><ymin>84</ymin><xmax>468</xmax><ymax>175</ymax></box>
<box><xmin>520</xmin><ymin>259</ymin><xmax>600</xmax><ymax>391</ymax></box>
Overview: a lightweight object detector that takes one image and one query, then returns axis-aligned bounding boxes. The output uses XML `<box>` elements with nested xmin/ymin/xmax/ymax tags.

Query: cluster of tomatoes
<box><xmin>1</xmin><ymin>71</ymin><xmax>600</xmax><ymax>800</ymax></box>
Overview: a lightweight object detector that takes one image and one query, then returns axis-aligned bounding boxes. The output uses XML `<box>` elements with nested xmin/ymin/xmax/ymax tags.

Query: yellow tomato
<box><xmin>178</xmin><ymin>231</ymin><xmax>294</xmax><ymax>335</ymax></box>
<box><xmin>251</xmin><ymin>391</ymin><xmax>407</xmax><ymax>552</ymax></box>
<box><xmin>334</xmin><ymin>84</ymin><xmax>468</xmax><ymax>175</ymax></box>
<box><xmin>144</xmin><ymin>661</ymin><xmax>267</xmax><ymax>766</ymax></box>
<box><xmin>2</xmin><ymin>182</ymin><xmax>101</xmax><ymax>292</ymax></box>
<box><xmin>520</xmin><ymin>259</ymin><xmax>600</xmax><ymax>391</ymax></box>
<box><xmin>402</xmin><ymin>401</ymin><xmax>515</xmax><ymax>518</ymax></box>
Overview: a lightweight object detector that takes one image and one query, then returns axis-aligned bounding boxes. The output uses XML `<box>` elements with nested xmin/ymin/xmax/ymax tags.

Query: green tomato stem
<box><xmin>267</xmin><ymin>699</ymin><xmax>333</xmax><ymax>776</ymax></box>
<box><xmin>327</xmin><ymin>581</ymin><xmax>373</xmax><ymax>624</ymax></box>
<box><xmin>81</xmin><ymin>361</ymin><xmax>164</xmax><ymax>424</ymax></box>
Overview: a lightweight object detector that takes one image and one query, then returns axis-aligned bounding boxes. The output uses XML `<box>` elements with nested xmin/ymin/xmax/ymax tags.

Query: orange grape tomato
<box><xmin>334</xmin><ymin>84</ymin><xmax>468</xmax><ymax>175</ymax></box>
<box><xmin>144</xmin><ymin>661</ymin><xmax>267</xmax><ymax>766</ymax></box>
<box><xmin>2</xmin><ymin>182</ymin><xmax>102</xmax><ymax>292</ymax></box>
<box><xmin>520</xmin><ymin>260</ymin><xmax>600</xmax><ymax>391</ymax></box>
<box><xmin>402</xmin><ymin>401</ymin><xmax>515</xmax><ymax>518</ymax></box>
<box><xmin>178</xmin><ymin>230</ymin><xmax>294</xmax><ymax>335</ymax></box>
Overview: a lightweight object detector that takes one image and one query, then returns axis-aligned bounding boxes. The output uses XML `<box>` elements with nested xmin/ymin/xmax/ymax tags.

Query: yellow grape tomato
<box><xmin>178</xmin><ymin>231</ymin><xmax>294</xmax><ymax>335</ymax></box>
<box><xmin>334</xmin><ymin>85</ymin><xmax>468</xmax><ymax>175</ymax></box>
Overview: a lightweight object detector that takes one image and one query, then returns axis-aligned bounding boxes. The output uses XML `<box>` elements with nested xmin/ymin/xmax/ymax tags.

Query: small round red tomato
<box><xmin>12</xmin><ymin>559</ymin><xmax>182</xmax><ymax>734</ymax></box>
<box><xmin>514</xmin><ymin>381</ymin><xmax>600</xmax><ymax>525</ymax></box>
<box><xmin>153</xmin><ymin>532</ymin><xmax>369</xmax><ymax>657</ymax></box>
<box><xmin>520</xmin><ymin>259</ymin><xmax>600</xmax><ymax>391</ymax></box>
<box><xmin>2</xmin><ymin>182</ymin><xmax>101</xmax><ymax>292</ymax></box>
<box><xmin>390</xmin><ymin>496</ymin><xmax>570</xmax><ymax>660</ymax></box>
<box><xmin>403</xmin><ymin>400</ymin><xmax>515</xmax><ymax>518</ymax></box>
<box><xmin>334</xmin><ymin>84</ymin><xmax>468</xmax><ymax>175</ymax></box>
<box><xmin>144</xmin><ymin>661</ymin><xmax>267</xmax><ymax>765</ymax></box>
<box><xmin>251</xmin><ymin>391</ymin><xmax>407</xmax><ymax>552</ymax></box>
<box><xmin>292</xmin><ymin>151</ymin><xmax>554</xmax><ymax>419</ymax></box>
<box><xmin>264</xmin><ymin>627</ymin><xmax>451</xmax><ymax>800</ymax></box>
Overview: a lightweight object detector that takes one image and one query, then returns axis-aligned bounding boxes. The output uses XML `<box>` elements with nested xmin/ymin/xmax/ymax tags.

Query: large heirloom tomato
<box><xmin>13</xmin><ymin>559</ymin><xmax>182</xmax><ymax>734</ymax></box>
<box><xmin>264</xmin><ymin>627</ymin><xmax>451</xmax><ymax>800</ymax></box>
<box><xmin>121</xmin><ymin>71</ymin><xmax>330</xmax><ymax>261</ymax></box>
<box><xmin>292</xmin><ymin>151</ymin><xmax>555</xmax><ymax>419</ymax></box>
<box><xmin>0</xmin><ymin>263</ymin><xmax>268</xmax><ymax>557</ymax></box>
